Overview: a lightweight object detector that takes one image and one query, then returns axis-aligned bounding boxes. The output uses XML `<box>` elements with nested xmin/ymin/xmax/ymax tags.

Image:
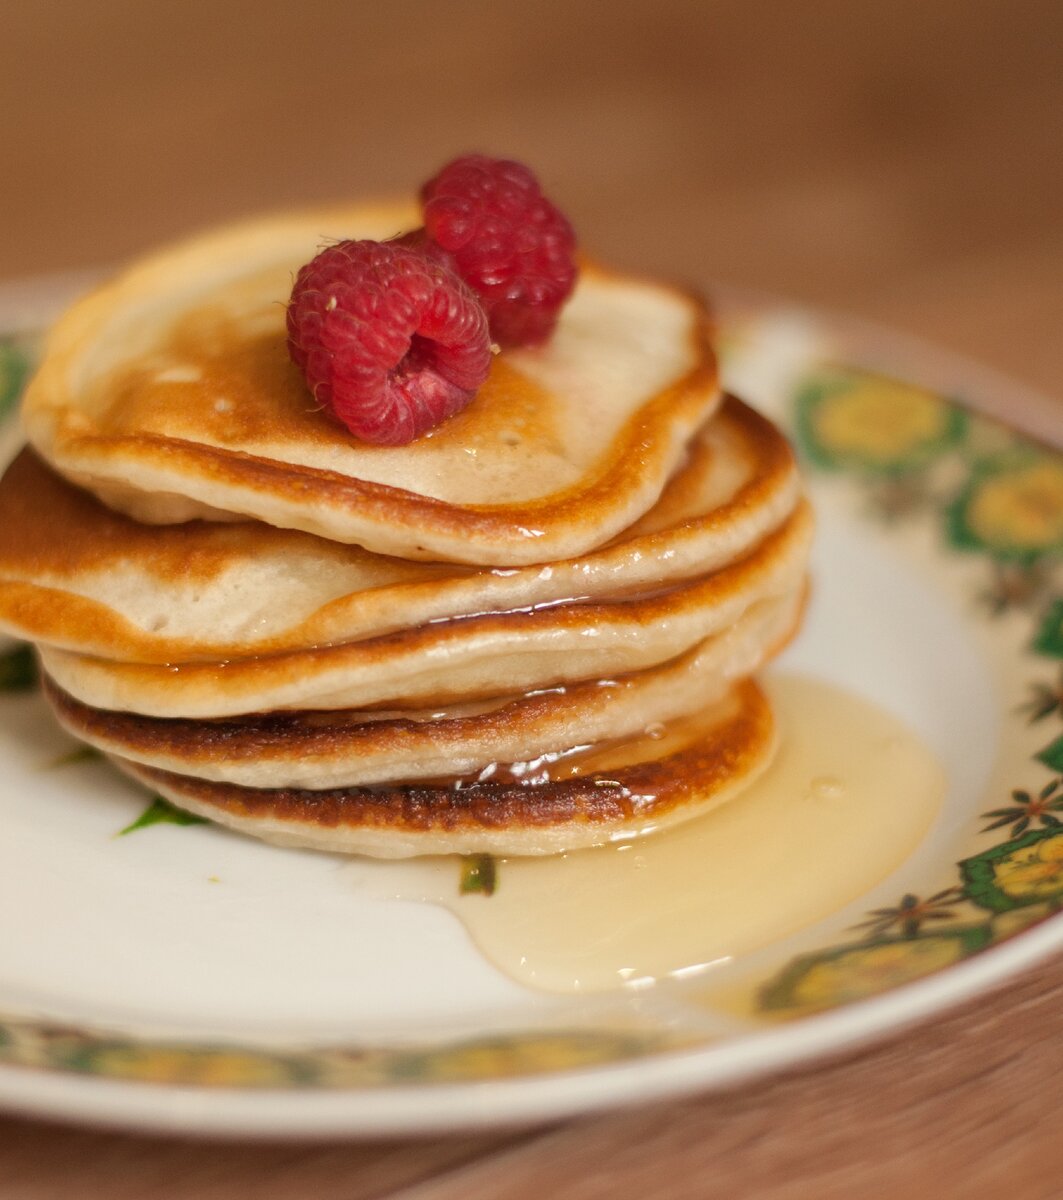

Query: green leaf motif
<box><xmin>46</xmin><ymin>745</ymin><xmax>103</xmax><ymax>769</ymax></box>
<box><xmin>0</xmin><ymin>645</ymin><xmax>38</xmax><ymax>692</ymax></box>
<box><xmin>0</xmin><ymin>340</ymin><xmax>30</xmax><ymax>425</ymax></box>
<box><xmin>1033</xmin><ymin>600</ymin><xmax>1063</xmax><ymax>659</ymax></box>
<box><xmin>460</xmin><ymin>853</ymin><xmax>498</xmax><ymax>896</ymax></box>
<box><xmin>118</xmin><ymin>797</ymin><xmax>208</xmax><ymax>837</ymax></box>
<box><xmin>1037</xmin><ymin>736</ymin><xmax>1063</xmax><ymax>774</ymax></box>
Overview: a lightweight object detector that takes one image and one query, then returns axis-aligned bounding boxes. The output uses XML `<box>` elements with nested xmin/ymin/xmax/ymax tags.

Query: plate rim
<box><xmin>0</xmin><ymin>913</ymin><xmax>1057</xmax><ymax>1139</ymax></box>
<box><xmin>0</xmin><ymin>272</ymin><xmax>1060</xmax><ymax>1137</ymax></box>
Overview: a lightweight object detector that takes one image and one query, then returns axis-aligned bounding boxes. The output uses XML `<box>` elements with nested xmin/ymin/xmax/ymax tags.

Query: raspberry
<box><xmin>420</xmin><ymin>155</ymin><xmax>578</xmax><ymax>348</ymax></box>
<box><xmin>286</xmin><ymin>240</ymin><xmax>491</xmax><ymax>445</ymax></box>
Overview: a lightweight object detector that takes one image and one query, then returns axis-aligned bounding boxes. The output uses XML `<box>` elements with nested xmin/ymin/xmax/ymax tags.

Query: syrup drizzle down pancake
<box><xmin>41</xmin><ymin>589</ymin><xmax>802</xmax><ymax>789</ymax></box>
<box><xmin>37</xmin><ymin>504</ymin><xmax>811</xmax><ymax>717</ymax></box>
<box><xmin>0</xmin><ymin>397</ymin><xmax>799</xmax><ymax>663</ymax></box>
<box><xmin>111</xmin><ymin>679</ymin><xmax>776</xmax><ymax>857</ymax></box>
<box><xmin>22</xmin><ymin>205</ymin><xmax>719</xmax><ymax>566</ymax></box>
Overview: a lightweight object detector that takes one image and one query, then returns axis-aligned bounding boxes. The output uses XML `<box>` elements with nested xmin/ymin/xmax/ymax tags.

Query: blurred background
<box><xmin>1</xmin><ymin>0</ymin><xmax>1061</xmax><ymax>393</ymax></box>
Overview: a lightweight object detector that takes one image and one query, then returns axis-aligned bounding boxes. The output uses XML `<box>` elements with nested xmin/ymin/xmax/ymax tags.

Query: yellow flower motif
<box><xmin>790</xmin><ymin>938</ymin><xmax>964</xmax><ymax>1009</ymax></box>
<box><xmin>965</xmin><ymin>460</ymin><xmax>1063</xmax><ymax>554</ymax></box>
<box><xmin>811</xmin><ymin>377</ymin><xmax>952</xmax><ymax>468</ymax></box>
<box><xmin>408</xmin><ymin>1033</ymin><xmax>638</xmax><ymax>1082</ymax></box>
<box><xmin>991</xmin><ymin>833</ymin><xmax>1063</xmax><ymax>901</ymax></box>
<box><xmin>88</xmin><ymin>1046</ymin><xmax>293</xmax><ymax>1087</ymax></box>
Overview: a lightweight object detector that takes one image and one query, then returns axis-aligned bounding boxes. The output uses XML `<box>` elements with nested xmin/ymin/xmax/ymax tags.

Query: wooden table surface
<box><xmin>1</xmin><ymin>2</ymin><xmax>1062</xmax><ymax>1196</ymax></box>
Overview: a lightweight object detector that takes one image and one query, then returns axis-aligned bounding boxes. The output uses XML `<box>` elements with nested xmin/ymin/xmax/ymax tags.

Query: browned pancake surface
<box><xmin>114</xmin><ymin>679</ymin><xmax>774</xmax><ymax>856</ymax></box>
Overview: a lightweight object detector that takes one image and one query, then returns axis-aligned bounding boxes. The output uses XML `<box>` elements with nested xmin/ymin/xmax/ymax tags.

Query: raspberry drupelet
<box><xmin>286</xmin><ymin>240</ymin><xmax>491</xmax><ymax>445</ymax></box>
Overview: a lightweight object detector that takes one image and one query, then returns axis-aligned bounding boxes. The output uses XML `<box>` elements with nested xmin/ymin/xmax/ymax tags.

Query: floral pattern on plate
<box><xmin>757</xmin><ymin>365</ymin><xmax>1063</xmax><ymax>1017</ymax></box>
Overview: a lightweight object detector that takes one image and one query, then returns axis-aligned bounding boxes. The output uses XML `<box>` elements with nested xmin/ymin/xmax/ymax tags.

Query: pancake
<box><xmin>9</xmin><ymin>189</ymin><xmax>814</xmax><ymax>861</ymax></box>
<box><xmin>22</xmin><ymin>205</ymin><xmax>719</xmax><ymax>566</ymax></box>
<box><xmin>0</xmin><ymin>396</ymin><xmax>799</xmax><ymax>663</ymax></box>
<box><xmin>41</xmin><ymin>587</ymin><xmax>802</xmax><ymax>789</ymax></box>
<box><xmin>111</xmin><ymin>677</ymin><xmax>776</xmax><ymax>857</ymax></box>
<box><xmin>37</xmin><ymin>502</ymin><xmax>812</xmax><ymax>718</ymax></box>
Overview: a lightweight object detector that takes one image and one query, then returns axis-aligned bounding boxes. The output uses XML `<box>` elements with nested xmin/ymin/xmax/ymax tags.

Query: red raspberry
<box><xmin>286</xmin><ymin>240</ymin><xmax>491</xmax><ymax>445</ymax></box>
<box><xmin>420</xmin><ymin>155</ymin><xmax>578</xmax><ymax>348</ymax></box>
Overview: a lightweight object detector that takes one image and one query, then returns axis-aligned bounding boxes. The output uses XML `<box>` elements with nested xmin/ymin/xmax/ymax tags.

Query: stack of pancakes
<box><xmin>0</xmin><ymin>205</ymin><xmax>811</xmax><ymax>856</ymax></box>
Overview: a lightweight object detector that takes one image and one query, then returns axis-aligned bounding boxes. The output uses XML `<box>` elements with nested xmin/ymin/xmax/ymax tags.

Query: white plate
<box><xmin>0</xmin><ymin>278</ymin><xmax>1061</xmax><ymax>1138</ymax></box>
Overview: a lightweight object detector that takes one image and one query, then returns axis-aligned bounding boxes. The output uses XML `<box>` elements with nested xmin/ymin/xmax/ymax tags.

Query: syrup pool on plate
<box><xmin>355</xmin><ymin>674</ymin><xmax>945</xmax><ymax>994</ymax></box>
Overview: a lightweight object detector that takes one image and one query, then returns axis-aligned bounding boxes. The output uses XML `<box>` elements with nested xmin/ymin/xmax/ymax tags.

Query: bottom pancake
<box><xmin>112</xmin><ymin>678</ymin><xmax>775</xmax><ymax>857</ymax></box>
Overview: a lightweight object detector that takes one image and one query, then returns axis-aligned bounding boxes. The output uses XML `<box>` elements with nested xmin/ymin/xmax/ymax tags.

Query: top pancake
<box><xmin>22</xmin><ymin>204</ymin><xmax>719</xmax><ymax>565</ymax></box>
